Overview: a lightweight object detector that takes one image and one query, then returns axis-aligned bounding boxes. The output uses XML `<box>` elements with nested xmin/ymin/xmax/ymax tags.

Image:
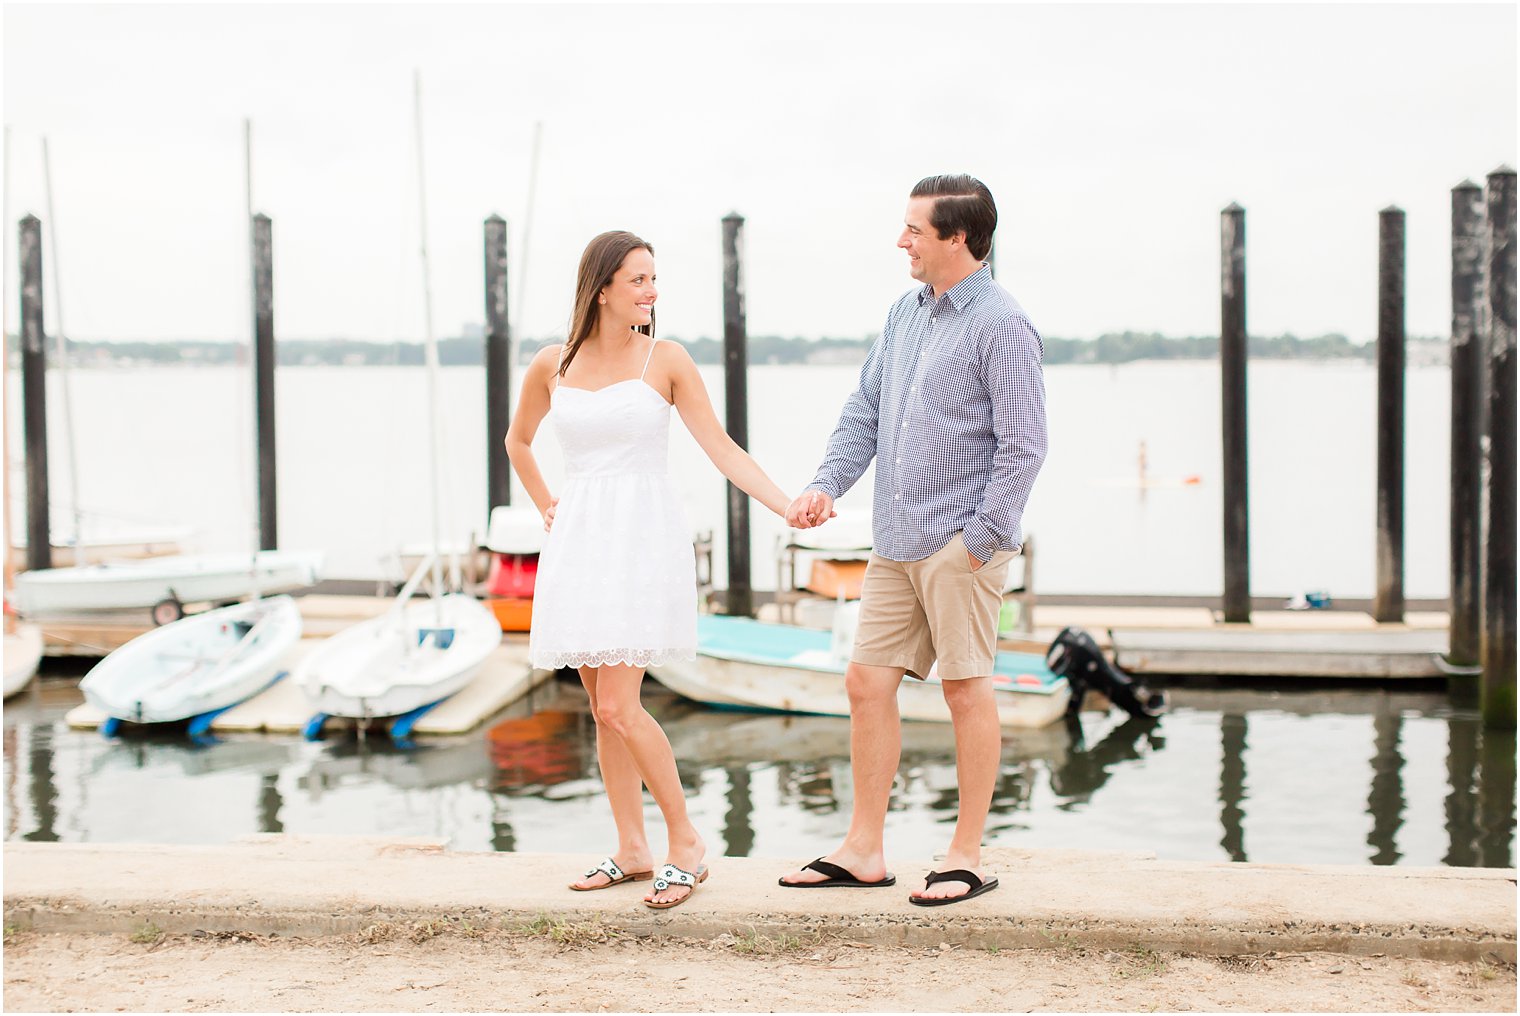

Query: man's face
<box><xmin>898</xmin><ymin>196</ymin><xmax>960</xmax><ymax>287</ymax></box>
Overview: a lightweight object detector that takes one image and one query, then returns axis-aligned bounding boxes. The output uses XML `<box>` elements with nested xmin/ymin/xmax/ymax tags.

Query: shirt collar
<box><xmin>916</xmin><ymin>263</ymin><xmax>993</xmax><ymax>312</ymax></box>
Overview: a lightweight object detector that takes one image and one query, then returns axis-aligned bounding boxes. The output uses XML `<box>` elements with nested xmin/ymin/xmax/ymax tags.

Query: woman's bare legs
<box><xmin>591</xmin><ymin>663</ymin><xmax>706</xmax><ymax>905</ymax></box>
<box><xmin>567</xmin><ymin>665</ymin><xmax>655</xmax><ymax>889</ymax></box>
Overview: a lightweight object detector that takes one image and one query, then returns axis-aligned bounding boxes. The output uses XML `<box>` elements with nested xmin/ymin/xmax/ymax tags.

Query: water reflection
<box><xmin>1048</xmin><ymin>715</ymin><xmax>1162</xmax><ymax>802</ymax></box>
<box><xmin>1477</xmin><ymin>725</ymin><xmax>1517</xmax><ymax>868</ymax></box>
<box><xmin>23</xmin><ymin>720</ymin><xmax>58</xmax><ymax>843</ymax></box>
<box><xmin>1367</xmin><ymin>706</ymin><xmax>1404</xmax><ymax>865</ymax></box>
<box><xmin>2</xmin><ymin>677</ymin><xmax>1515</xmax><ymax>868</ymax></box>
<box><xmin>1219</xmin><ymin>714</ymin><xmax>1247</xmax><ymax>862</ymax></box>
<box><xmin>259</xmin><ymin>773</ymin><xmax>283</xmax><ymax>835</ymax></box>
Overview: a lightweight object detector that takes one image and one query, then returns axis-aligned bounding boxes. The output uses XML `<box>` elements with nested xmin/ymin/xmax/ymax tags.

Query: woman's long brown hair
<box><xmin>560</xmin><ymin>230</ymin><xmax>655</xmax><ymax>378</ymax></box>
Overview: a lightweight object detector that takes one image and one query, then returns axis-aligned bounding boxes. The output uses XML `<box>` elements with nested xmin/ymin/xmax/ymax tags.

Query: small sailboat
<box><xmin>295</xmin><ymin>556</ymin><xmax>501</xmax><ymax>736</ymax></box>
<box><xmin>79</xmin><ymin>595</ymin><xmax>302</xmax><ymax>733</ymax></box>
<box><xmin>14</xmin><ymin>549</ymin><xmax>323</xmax><ymax>622</ymax></box>
<box><xmin>293</xmin><ymin>72</ymin><xmax>500</xmax><ymax>740</ymax></box>
<box><xmin>649</xmin><ymin>615</ymin><xmax>1071</xmax><ymax>729</ymax></box>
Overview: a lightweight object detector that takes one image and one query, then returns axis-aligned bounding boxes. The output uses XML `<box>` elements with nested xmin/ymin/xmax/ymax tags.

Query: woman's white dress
<box><xmin>528</xmin><ymin>342</ymin><xmax>698</xmax><ymax>671</ymax></box>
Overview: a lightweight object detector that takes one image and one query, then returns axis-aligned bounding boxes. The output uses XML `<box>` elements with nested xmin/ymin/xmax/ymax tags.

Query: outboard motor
<box><xmin>1046</xmin><ymin>626</ymin><xmax>1167</xmax><ymax>719</ymax></box>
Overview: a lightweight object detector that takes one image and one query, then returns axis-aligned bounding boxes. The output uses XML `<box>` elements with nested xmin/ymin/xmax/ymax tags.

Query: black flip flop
<box><xmin>908</xmin><ymin>869</ymin><xmax>999</xmax><ymax>906</ymax></box>
<box><xmin>778</xmin><ymin>857</ymin><xmax>896</xmax><ymax>888</ymax></box>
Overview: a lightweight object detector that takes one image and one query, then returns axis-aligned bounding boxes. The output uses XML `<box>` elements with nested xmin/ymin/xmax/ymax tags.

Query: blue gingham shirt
<box><xmin>808</xmin><ymin>264</ymin><xmax>1047</xmax><ymax>563</ymax></box>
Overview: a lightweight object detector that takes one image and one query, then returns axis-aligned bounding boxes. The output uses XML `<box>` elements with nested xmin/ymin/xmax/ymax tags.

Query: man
<box><xmin>779</xmin><ymin>174</ymin><xmax>1047</xmax><ymax>905</ymax></box>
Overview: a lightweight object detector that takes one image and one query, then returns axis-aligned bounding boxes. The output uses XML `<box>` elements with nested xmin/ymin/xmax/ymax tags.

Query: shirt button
<box><xmin>896</xmin><ymin>458</ymin><xmax>901</xmax><ymax>464</ymax></box>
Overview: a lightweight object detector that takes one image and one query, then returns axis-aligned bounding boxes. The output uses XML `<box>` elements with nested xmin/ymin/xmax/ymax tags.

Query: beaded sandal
<box><xmin>568</xmin><ymin>856</ymin><xmax>654</xmax><ymax>892</ymax></box>
<box><xmin>644</xmin><ymin>862</ymin><xmax>709</xmax><ymax>909</ymax></box>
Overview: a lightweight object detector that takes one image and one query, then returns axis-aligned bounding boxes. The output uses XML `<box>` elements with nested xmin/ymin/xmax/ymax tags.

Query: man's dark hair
<box><xmin>909</xmin><ymin>174</ymin><xmax>997</xmax><ymax>261</ymax></box>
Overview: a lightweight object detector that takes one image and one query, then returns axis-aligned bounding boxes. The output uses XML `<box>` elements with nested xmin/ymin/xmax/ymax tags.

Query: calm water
<box><xmin>5</xmin><ymin>359</ymin><xmax>1456</xmax><ymax>597</ymax></box>
<box><xmin>5</xmin><ymin>674</ymin><xmax>1513</xmax><ymax>868</ymax></box>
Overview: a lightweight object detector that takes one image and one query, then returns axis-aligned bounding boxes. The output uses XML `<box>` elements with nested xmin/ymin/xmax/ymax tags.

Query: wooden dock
<box><xmin>1110</xmin><ymin>627</ymin><xmax>1451</xmax><ymax>678</ymax></box>
<box><xmin>38</xmin><ymin>592</ymin><xmax>1459</xmax><ymax>685</ymax></box>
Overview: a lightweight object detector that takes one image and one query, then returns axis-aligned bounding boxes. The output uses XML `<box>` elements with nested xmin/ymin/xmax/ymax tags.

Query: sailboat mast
<box><xmin>41</xmin><ymin>138</ymin><xmax>85</xmax><ymax>564</ymax></box>
<box><xmin>3</xmin><ymin>125</ymin><xmax>15</xmax><ymax>631</ymax></box>
<box><xmin>412</xmin><ymin>70</ymin><xmax>445</xmax><ymax>615</ymax></box>
<box><xmin>511</xmin><ymin>120</ymin><xmax>543</xmax><ymax>372</ymax></box>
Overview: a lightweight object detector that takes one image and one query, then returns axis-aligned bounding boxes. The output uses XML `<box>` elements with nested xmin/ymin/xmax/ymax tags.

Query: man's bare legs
<box><xmin>911</xmin><ymin>675</ymin><xmax>1001</xmax><ymax>901</ymax></box>
<box><xmin>567</xmin><ymin>666</ymin><xmax>654</xmax><ymax>889</ymax></box>
<box><xmin>591</xmin><ymin>663</ymin><xmax>706</xmax><ymax>906</ymax></box>
<box><xmin>780</xmin><ymin>662</ymin><xmax>903</xmax><ymax>885</ymax></box>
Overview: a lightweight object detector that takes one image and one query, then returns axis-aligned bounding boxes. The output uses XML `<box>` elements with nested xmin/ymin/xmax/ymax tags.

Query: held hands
<box><xmin>784</xmin><ymin>490</ymin><xmax>836</xmax><ymax>530</ymax></box>
<box><xmin>542</xmin><ymin>496</ymin><xmax>560</xmax><ymax>533</ymax></box>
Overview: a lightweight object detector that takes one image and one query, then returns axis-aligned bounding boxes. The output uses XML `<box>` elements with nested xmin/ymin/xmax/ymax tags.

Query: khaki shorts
<box><xmin>852</xmin><ymin>531</ymin><xmax>1018</xmax><ymax>681</ymax></box>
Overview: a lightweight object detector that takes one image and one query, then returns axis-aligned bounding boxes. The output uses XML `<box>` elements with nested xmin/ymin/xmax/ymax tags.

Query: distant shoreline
<box><xmin>4</xmin><ymin>331</ymin><xmax>1449</xmax><ymax>369</ymax></box>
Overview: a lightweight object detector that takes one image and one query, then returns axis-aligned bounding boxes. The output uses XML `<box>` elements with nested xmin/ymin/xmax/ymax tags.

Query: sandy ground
<box><xmin>3</xmin><ymin>920</ymin><xmax>1515</xmax><ymax>1014</ymax></box>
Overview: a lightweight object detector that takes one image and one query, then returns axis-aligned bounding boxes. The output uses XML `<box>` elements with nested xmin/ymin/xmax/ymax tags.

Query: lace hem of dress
<box><xmin>532</xmin><ymin>647</ymin><xmax>698</xmax><ymax>670</ymax></box>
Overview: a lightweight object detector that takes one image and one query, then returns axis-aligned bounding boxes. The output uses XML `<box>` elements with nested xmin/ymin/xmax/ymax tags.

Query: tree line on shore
<box><xmin>4</xmin><ymin>330</ymin><xmax>1447</xmax><ymax>368</ymax></box>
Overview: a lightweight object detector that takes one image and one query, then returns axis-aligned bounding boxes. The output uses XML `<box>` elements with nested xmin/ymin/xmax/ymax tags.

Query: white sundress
<box><xmin>528</xmin><ymin>340</ymin><xmax>699</xmax><ymax>671</ymax></box>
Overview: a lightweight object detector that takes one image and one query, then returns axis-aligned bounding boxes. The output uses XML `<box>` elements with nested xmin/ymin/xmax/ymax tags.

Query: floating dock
<box><xmin>36</xmin><ymin>592</ymin><xmax>1458</xmax><ymax>681</ymax></box>
<box><xmin>1111</xmin><ymin>627</ymin><xmax>1452</xmax><ymax>678</ymax></box>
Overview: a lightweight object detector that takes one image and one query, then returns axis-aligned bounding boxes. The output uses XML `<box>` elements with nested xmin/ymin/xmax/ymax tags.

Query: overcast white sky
<box><xmin>2</xmin><ymin>2</ymin><xmax>1515</xmax><ymax>345</ymax></box>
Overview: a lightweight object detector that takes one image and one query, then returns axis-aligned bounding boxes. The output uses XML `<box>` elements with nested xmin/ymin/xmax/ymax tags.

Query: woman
<box><xmin>505</xmin><ymin>230</ymin><xmax>798</xmax><ymax>909</ymax></box>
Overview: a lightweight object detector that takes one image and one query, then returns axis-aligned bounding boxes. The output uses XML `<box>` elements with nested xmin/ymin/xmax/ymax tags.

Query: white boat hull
<box><xmin>651</xmin><ymin>654</ymin><xmax>1070</xmax><ymax>730</ymax></box>
<box><xmin>4</xmin><ymin>624</ymin><xmax>43</xmax><ymax>698</ymax></box>
<box><xmin>80</xmin><ymin>596</ymin><xmax>303</xmax><ymax>724</ymax></box>
<box><xmin>8</xmin><ymin>532</ymin><xmax>188</xmax><ymax>571</ymax></box>
<box><xmin>294</xmin><ymin>594</ymin><xmax>501</xmax><ymax>719</ymax></box>
<box><xmin>14</xmin><ymin>550</ymin><xmax>323</xmax><ymax>615</ymax></box>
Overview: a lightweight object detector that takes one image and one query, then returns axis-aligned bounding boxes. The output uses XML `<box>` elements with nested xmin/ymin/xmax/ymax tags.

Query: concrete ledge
<box><xmin>4</xmin><ymin>836</ymin><xmax>1513</xmax><ymax>963</ymax></box>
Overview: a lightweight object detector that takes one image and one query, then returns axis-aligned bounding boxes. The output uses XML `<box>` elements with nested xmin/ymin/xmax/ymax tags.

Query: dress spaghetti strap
<box><xmin>552</xmin><ymin>342</ymin><xmax>568</xmax><ymax>393</ymax></box>
<box><xmin>639</xmin><ymin>338</ymin><xmax>659</xmax><ymax>381</ymax></box>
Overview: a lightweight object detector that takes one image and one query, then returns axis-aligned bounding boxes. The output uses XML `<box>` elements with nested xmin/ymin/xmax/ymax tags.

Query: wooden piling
<box><xmin>1374</xmin><ymin>207</ymin><xmax>1406</xmax><ymax>624</ymax></box>
<box><xmin>251</xmin><ymin>213</ymin><xmax>277</xmax><ymax>551</ymax></box>
<box><xmin>1449</xmin><ymin>181</ymin><xmax>1487</xmax><ymax>676</ymax></box>
<box><xmin>721</xmin><ymin>212</ymin><xmax>752</xmax><ymax>618</ymax></box>
<box><xmin>484</xmin><ymin>215</ymin><xmax>511</xmax><ymax>510</ymax></box>
<box><xmin>1483</xmin><ymin>167</ymin><xmax>1516</xmax><ymax>730</ymax></box>
<box><xmin>19</xmin><ymin>215</ymin><xmax>50</xmax><ymax>571</ymax></box>
<box><xmin>1220</xmin><ymin>204</ymin><xmax>1250</xmax><ymax>624</ymax></box>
